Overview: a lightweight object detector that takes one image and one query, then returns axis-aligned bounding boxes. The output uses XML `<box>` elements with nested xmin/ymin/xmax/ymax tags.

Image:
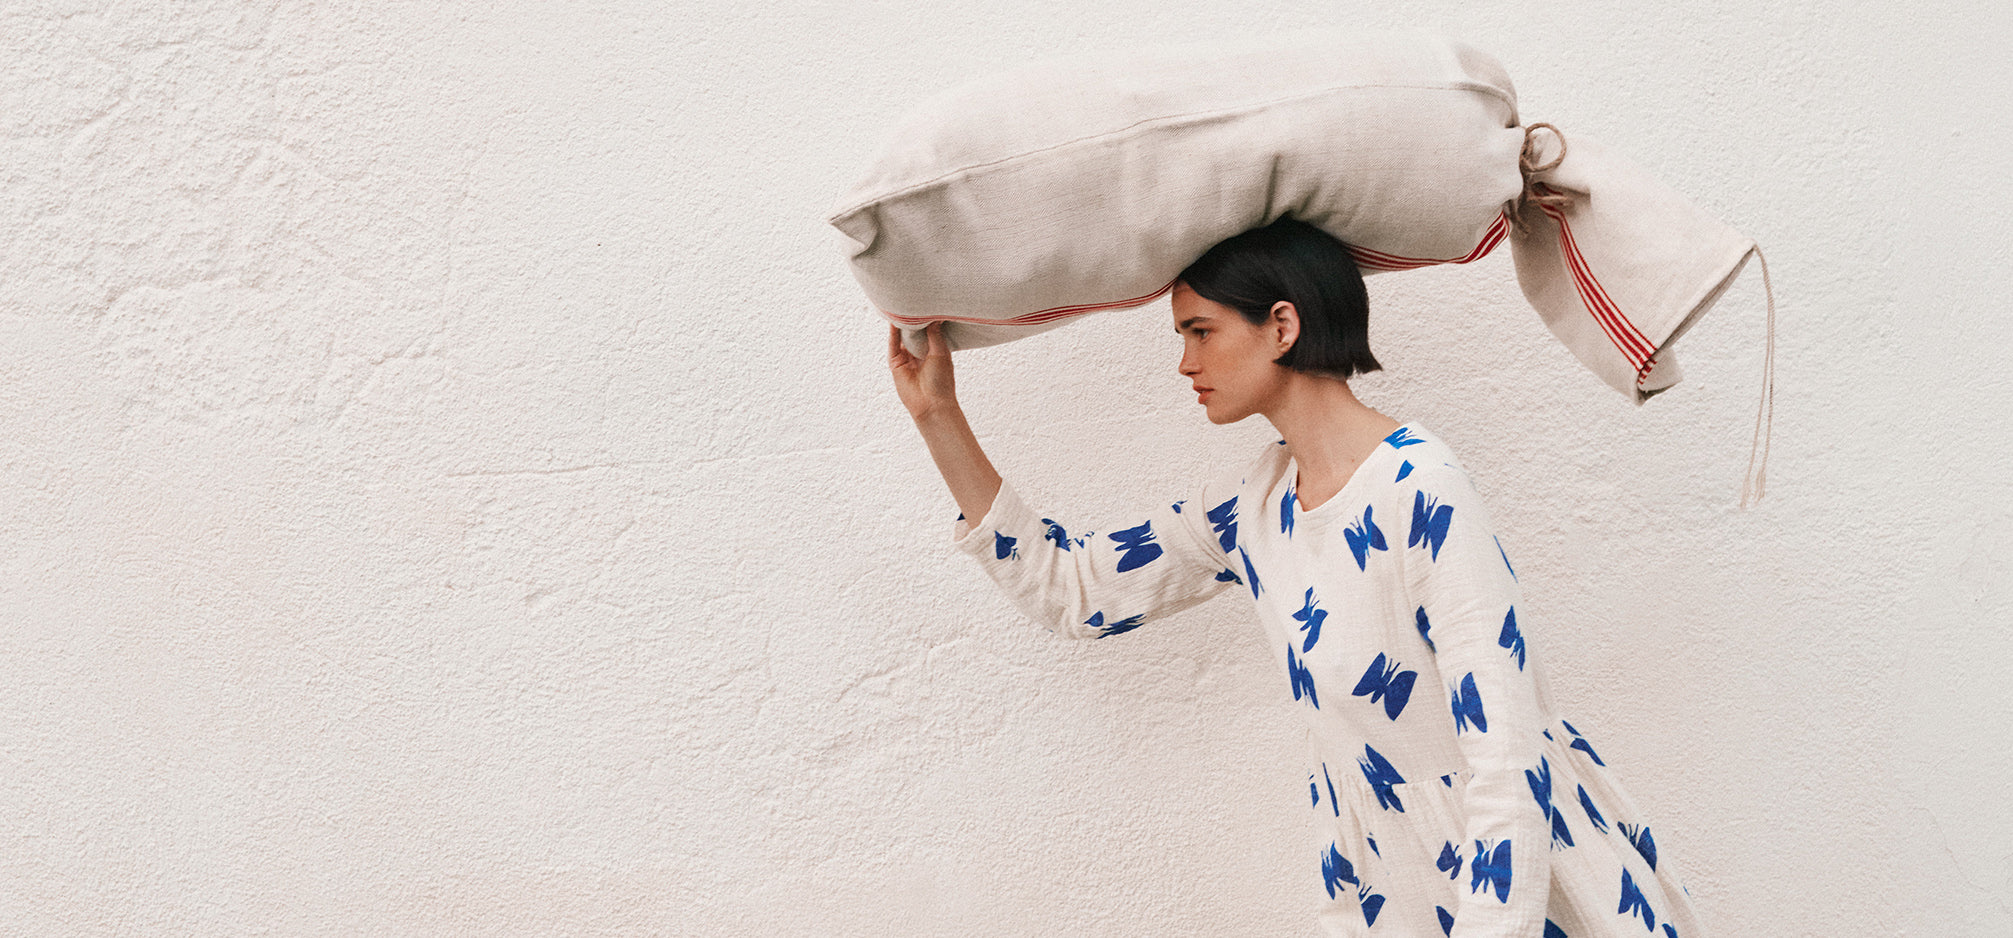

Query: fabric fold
<box><xmin>1506</xmin><ymin>130</ymin><xmax>1758</xmax><ymax>403</ymax></box>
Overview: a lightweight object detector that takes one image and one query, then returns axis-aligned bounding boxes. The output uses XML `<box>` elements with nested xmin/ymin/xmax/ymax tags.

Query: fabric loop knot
<box><xmin>1507</xmin><ymin>123</ymin><xmax>1572</xmax><ymax>235</ymax></box>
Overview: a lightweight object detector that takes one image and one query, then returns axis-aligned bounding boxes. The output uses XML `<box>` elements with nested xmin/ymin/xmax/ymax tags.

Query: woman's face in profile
<box><xmin>1173</xmin><ymin>282</ymin><xmax>1290</xmax><ymax>425</ymax></box>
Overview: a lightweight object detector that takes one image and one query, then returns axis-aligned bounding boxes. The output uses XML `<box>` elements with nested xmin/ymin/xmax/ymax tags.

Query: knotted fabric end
<box><xmin>1506</xmin><ymin>123</ymin><xmax>1573</xmax><ymax>236</ymax></box>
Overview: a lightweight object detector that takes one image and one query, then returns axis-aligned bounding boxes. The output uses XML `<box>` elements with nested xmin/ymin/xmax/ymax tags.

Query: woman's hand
<box><xmin>888</xmin><ymin>322</ymin><xmax>959</xmax><ymax>422</ymax></box>
<box><xmin>887</xmin><ymin>321</ymin><xmax>1001</xmax><ymax>523</ymax></box>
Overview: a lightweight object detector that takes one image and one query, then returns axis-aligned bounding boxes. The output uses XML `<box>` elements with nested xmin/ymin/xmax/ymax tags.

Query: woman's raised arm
<box><xmin>890</xmin><ymin>322</ymin><xmax>1239</xmax><ymax>638</ymax></box>
<box><xmin>890</xmin><ymin>322</ymin><xmax>1002</xmax><ymax>525</ymax></box>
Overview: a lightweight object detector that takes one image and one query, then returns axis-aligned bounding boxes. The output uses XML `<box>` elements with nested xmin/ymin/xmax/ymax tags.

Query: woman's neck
<box><xmin>1263</xmin><ymin>373</ymin><xmax>1399</xmax><ymax>511</ymax></box>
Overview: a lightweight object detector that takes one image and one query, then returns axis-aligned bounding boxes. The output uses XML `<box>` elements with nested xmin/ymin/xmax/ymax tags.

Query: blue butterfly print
<box><xmin>1343</xmin><ymin>504</ymin><xmax>1388</xmax><ymax>571</ymax></box>
<box><xmin>1214</xmin><ymin>568</ymin><xmax>1242</xmax><ymax>584</ymax></box>
<box><xmin>1207</xmin><ymin>497</ymin><xmax>1239</xmax><ymax>552</ymax></box>
<box><xmin>1385</xmin><ymin>426</ymin><xmax>1424</xmax><ymax>448</ymax></box>
<box><xmin>1108</xmin><ymin>521</ymin><xmax>1163</xmax><ymax>572</ymax></box>
<box><xmin>1084</xmin><ymin>611</ymin><xmax>1145</xmax><ymax>638</ymax></box>
<box><xmin>1526</xmin><ymin>754</ymin><xmax>1555</xmax><ymax>819</ymax></box>
<box><xmin>1545</xmin><ymin>921</ymin><xmax>1569</xmax><ymax>938</ymax></box>
<box><xmin>1170</xmin><ymin>500</ymin><xmax>1185</xmax><ymax>514</ymax></box>
<box><xmin>1563</xmin><ymin>720</ymin><xmax>1606</xmax><ymax>766</ymax></box>
<box><xmin>1577</xmin><ymin>784</ymin><xmax>1609</xmax><ymax>833</ymax></box>
<box><xmin>1499</xmin><ymin>607</ymin><xmax>1527</xmax><ymax>670</ymax></box>
<box><xmin>1321</xmin><ymin>844</ymin><xmax>1358</xmax><ymax>898</ymax></box>
<box><xmin>1292</xmin><ymin>588</ymin><xmax>1328</xmax><ymax>653</ymax></box>
<box><xmin>1410</xmin><ymin>490</ymin><xmax>1454</xmax><ymax>560</ymax></box>
<box><xmin>1415</xmin><ymin>606</ymin><xmax>1435</xmax><ymax>651</ymax></box>
<box><xmin>993</xmin><ymin>532</ymin><xmax>1018</xmax><ymax>560</ymax></box>
<box><xmin>1041</xmin><ymin>518</ymin><xmax>1071</xmax><ymax>551</ymax></box>
<box><xmin>1437</xmin><ymin>907</ymin><xmax>1456</xmax><ymax>936</ymax></box>
<box><xmin>1309</xmin><ymin>776</ymin><xmax>1319</xmax><ymax>808</ymax></box>
<box><xmin>1365</xmin><ymin>834</ymin><xmax>1379</xmax><ymax>857</ymax></box>
<box><xmin>1525</xmin><ymin>756</ymin><xmax>1575</xmax><ymax>848</ymax></box>
<box><xmin>1496</xmin><ymin>535</ymin><xmax>1517</xmax><ymax>581</ymax></box>
<box><xmin>1322</xmin><ymin>763</ymin><xmax>1340</xmax><ymax>817</ymax></box>
<box><xmin>1663</xmin><ymin>926</ymin><xmax>1679</xmax><ymax>938</ymax></box>
<box><xmin>1351</xmin><ymin>653</ymin><xmax>1416</xmax><ymax>720</ymax></box>
<box><xmin>1240</xmin><ymin>548</ymin><xmax>1263</xmax><ymax>598</ymax></box>
<box><xmin>1450</xmin><ymin>673</ymin><xmax>1488</xmax><ymax>734</ymax></box>
<box><xmin>1358</xmin><ymin>744</ymin><xmax>1406</xmax><ymax>812</ymax></box>
<box><xmin>1470</xmin><ymin>838</ymin><xmax>1513</xmax><ymax>902</ymax></box>
<box><xmin>1619</xmin><ymin>868</ymin><xmax>1657</xmax><ymax>931</ymax></box>
<box><xmin>1395</xmin><ymin>460</ymin><xmax>1414</xmax><ymax>482</ymax></box>
<box><xmin>1287</xmin><ymin>647</ymin><xmax>1319</xmax><ymax>709</ymax></box>
<box><xmin>1357</xmin><ymin>883</ymin><xmax>1386</xmax><ymax>927</ymax></box>
<box><xmin>1436</xmin><ymin>841</ymin><xmax>1463</xmax><ymax>880</ymax></box>
<box><xmin>1619</xmin><ymin>822</ymin><xmax>1658</xmax><ymax>871</ymax></box>
<box><xmin>1280</xmin><ymin>487</ymin><xmax>1296</xmax><ymax>537</ymax></box>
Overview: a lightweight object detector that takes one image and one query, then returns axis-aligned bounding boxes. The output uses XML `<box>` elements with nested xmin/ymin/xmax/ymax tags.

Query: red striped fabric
<box><xmin>882</xmin><ymin>279</ymin><xmax>1178</xmax><ymax>327</ymax></box>
<box><xmin>1348</xmin><ymin>214</ymin><xmax>1510</xmax><ymax>272</ymax></box>
<box><xmin>1534</xmin><ymin>193</ymin><xmax>1656</xmax><ymax>384</ymax></box>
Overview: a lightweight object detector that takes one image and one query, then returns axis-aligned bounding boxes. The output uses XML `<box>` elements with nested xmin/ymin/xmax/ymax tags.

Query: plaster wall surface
<box><xmin>2</xmin><ymin>1</ymin><xmax>2008</xmax><ymax>935</ymax></box>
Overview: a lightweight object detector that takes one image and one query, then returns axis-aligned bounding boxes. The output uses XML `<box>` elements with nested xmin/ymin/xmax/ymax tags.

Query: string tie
<box><xmin>1739</xmin><ymin>246</ymin><xmax>1777</xmax><ymax>509</ymax></box>
<box><xmin>1506</xmin><ymin>123</ymin><xmax>1573</xmax><ymax>235</ymax></box>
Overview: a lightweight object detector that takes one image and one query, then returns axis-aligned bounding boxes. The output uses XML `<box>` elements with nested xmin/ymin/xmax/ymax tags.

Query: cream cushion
<box><xmin>832</xmin><ymin>31</ymin><xmax>1756</xmax><ymax>402</ymax></box>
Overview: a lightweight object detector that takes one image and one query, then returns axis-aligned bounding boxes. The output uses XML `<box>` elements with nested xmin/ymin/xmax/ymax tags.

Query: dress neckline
<box><xmin>1283</xmin><ymin>422</ymin><xmax>1420</xmax><ymax>519</ymax></box>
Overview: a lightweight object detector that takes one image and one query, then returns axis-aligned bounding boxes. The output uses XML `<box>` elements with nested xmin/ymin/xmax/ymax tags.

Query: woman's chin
<box><xmin>1202</xmin><ymin>404</ymin><xmax>1242</xmax><ymax>425</ymax></box>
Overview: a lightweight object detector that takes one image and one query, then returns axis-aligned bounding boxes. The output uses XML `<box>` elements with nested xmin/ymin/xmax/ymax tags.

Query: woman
<box><xmin>887</xmin><ymin>218</ymin><xmax>1703</xmax><ymax>938</ymax></box>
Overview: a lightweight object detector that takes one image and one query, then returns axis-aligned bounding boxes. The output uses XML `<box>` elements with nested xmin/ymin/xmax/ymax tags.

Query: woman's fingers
<box><xmin>888</xmin><ymin>321</ymin><xmax>959</xmax><ymax>420</ymax></box>
<box><xmin>888</xmin><ymin>324</ymin><xmax>909</xmax><ymax>367</ymax></box>
<box><xmin>888</xmin><ymin>321</ymin><xmax>951</xmax><ymax>364</ymax></box>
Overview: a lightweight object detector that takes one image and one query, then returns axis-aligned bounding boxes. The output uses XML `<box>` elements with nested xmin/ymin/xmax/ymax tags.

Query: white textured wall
<box><xmin>4</xmin><ymin>2</ymin><xmax>2008</xmax><ymax>935</ymax></box>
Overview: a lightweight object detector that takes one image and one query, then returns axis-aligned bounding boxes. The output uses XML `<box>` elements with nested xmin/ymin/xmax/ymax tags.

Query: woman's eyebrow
<box><xmin>1176</xmin><ymin>316</ymin><xmax>1208</xmax><ymax>332</ymax></box>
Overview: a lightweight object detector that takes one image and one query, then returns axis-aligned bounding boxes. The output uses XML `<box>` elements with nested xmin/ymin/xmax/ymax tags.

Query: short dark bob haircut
<box><xmin>1176</xmin><ymin>216</ymin><xmax>1380</xmax><ymax>380</ymax></box>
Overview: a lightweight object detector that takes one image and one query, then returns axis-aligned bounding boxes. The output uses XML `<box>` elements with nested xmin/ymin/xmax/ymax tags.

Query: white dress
<box><xmin>952</xmin><ymin>424</ymin><xmax>1705</xmax><ymax>938</ymax></box>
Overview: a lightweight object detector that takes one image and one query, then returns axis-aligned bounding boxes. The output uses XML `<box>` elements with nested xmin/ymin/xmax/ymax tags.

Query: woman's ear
<box><xmin>1269</xmin><ymin>301</ymin><xmax>1301</xmax><ymax>356</ymax></box>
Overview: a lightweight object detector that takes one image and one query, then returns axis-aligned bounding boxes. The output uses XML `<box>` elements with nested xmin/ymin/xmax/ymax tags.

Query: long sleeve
<box><xmin>950</xmin><ymin>478</ymin><xmax>1242</xmax><ymax>639</ymax></box>
<box><xmin>1405</xmin><ymin>462</ymin><xmax>1552</xmax><ymax>938</ymax></box>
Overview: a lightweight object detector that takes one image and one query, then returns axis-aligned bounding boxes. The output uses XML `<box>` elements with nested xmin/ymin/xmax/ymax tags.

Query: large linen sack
<box><xmin>830</xmin><ymin>31</ymin><xmax>1758</xmax><ymax>404</ymax></box>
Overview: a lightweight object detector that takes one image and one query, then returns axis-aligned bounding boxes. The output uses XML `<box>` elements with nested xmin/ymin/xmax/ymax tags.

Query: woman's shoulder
<box><xmin>1384</xmin><ymin>423</ymin><xmax>1465</xmax><ymax>472</ymax></box>
<box><xmin>1377</xmin><ymin>423</ymin><xmax>1489</xmax><ymax>504</ymax></box>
